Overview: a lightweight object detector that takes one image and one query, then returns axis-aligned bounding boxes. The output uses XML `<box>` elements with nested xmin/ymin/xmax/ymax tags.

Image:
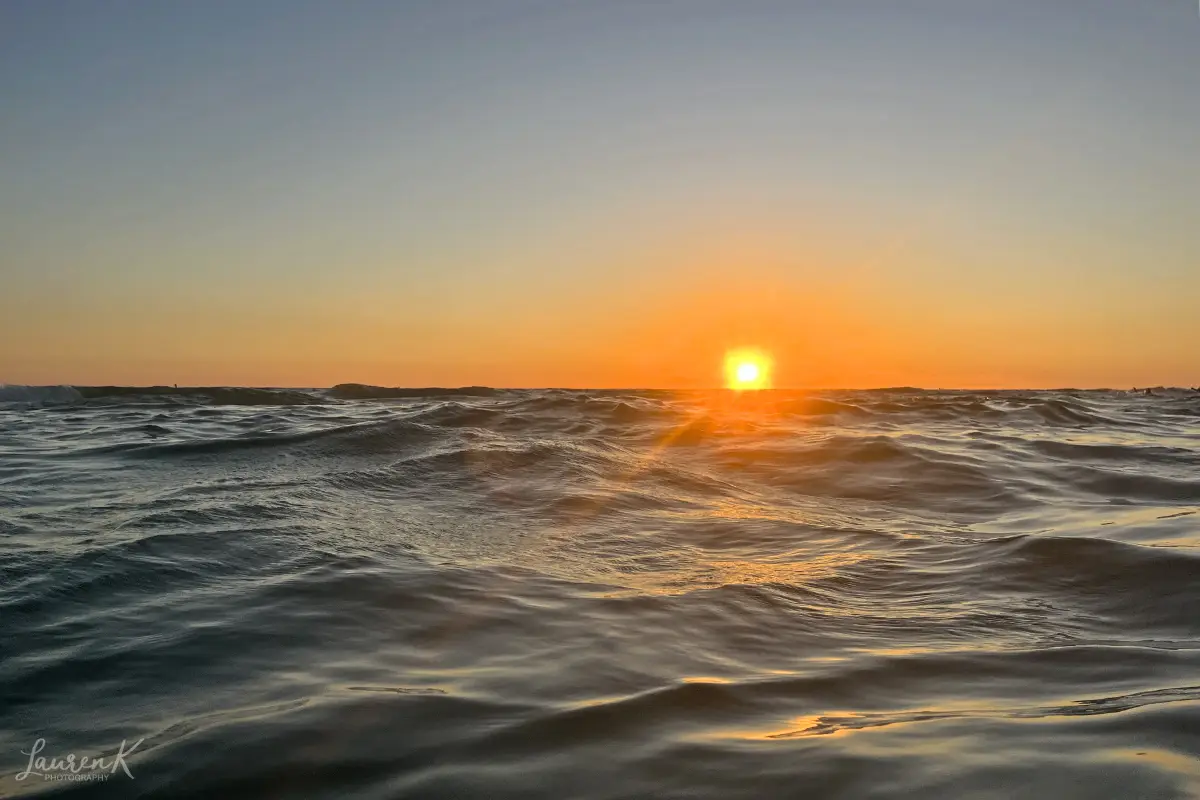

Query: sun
<box><xmin>725</xmin><ymin>348</ymin><xmax>773</xmax><ymax>390</ymax></box>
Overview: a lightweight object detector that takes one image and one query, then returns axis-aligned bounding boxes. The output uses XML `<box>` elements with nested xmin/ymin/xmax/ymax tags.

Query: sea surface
<box><xmin>1</xmin><ymin>384</ymin><xmax>1199</xmax><ymax>799</ymax></box>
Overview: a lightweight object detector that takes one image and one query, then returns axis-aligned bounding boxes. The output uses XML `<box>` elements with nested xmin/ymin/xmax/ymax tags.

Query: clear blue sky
<box><xmin>2</xmin><ymin>1</ymin><xmax>1197</xmax><ymax>387</ymax></box>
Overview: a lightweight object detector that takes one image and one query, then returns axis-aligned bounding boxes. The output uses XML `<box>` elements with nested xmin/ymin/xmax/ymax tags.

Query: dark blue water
<box><xmin>2</xmin><ymin>386</ymin><xmax>1198</xmax><ymax>798</ymax></box>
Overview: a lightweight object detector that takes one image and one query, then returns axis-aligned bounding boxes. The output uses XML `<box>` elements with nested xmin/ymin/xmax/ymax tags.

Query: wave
<box><xmin>1028</xmin><ymin>439</ymin><xmax>1196</xmax><ymax>464</ymax></box>
<box><xmin>769</xmin><ymin>682</ymin><xmax>1200</xmax><ymax>737</ymax></box>
<box><xmin>4</xmin><ymin>386</ymin><xmax>1200</xmax><ymax>798</ymax></box>
<box><xmin>776</xmin><ymin>398</ymin><xmax>870</xmax><ymax>416</ymax></box>
<box><xmin>329</xmin><ymin>383</ymin><xmax>500</xmax><ymax>399</ymax></box>
<box><xmin>990</xmin><ymin>534</ymin><xmax>1200</xmax><ymax>601</ymax></box>
<box><xmin>0</xmin><ymin>384</ymin><xmax>83</xmax><ymax>404</ymax></box>
<box><xmin>0</xmin><ymin>385</ymin><xmax>1175</xmax><ymax>431</ymax></box>
<box><xmin>74</xmin><ymin>386</ymin><xmax>329</xmax><ymax>405</ymax></box>
<box><xmin>74</xmin><ymin>416</ymin><xmax>438</xmax><ymax>459</ymax></box>
<box><xmin>34</xmin><ymin>389</ymin><xmax>1193</xmax><ymax>515</ymax></box>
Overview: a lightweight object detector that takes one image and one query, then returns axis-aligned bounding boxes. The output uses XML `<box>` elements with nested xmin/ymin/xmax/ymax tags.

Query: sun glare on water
<box><xmin>725</xmin><ymin>349</ymin><xmax>773</xmax><ymax>390</ymax></box>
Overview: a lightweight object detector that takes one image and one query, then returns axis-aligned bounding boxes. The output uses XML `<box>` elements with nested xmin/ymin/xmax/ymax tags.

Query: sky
<box><xmin>1</xmin><ymin>0</ymin><xmax>1197</xmax><ymax>388</ymax></box>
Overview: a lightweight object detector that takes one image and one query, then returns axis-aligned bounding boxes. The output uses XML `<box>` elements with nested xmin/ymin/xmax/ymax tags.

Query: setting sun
<box><xmin>725</xmin><ymin>349</ymin><xmax>773</xmax><ymax>390</ymax></box>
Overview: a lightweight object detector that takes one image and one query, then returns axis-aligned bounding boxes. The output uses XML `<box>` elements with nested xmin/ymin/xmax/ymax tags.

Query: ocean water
<box><xmin>1</xmin><ymin>385</ymin><xmax>1198</xmax><ymax>799</ymax></box>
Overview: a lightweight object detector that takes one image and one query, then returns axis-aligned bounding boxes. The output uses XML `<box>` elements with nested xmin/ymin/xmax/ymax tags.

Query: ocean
<box><xmin>1</xmin><ymin>385</ymin><xmax>1198</xmax><ymax>798</ymax></box>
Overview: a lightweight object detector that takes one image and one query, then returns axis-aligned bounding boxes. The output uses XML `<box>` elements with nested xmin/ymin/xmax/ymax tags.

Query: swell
<box><xmin>76</xmin><ymin>416</ymin><xmax>439</xmax><ymax>458</ymax></box>
<box><xmin>329</xmin><ymin>383</ymin><xmax>500</xmax><ymax>399</ymax></box>
<box><xmin>75</xmin><ymin>386</ymin><xmax>329</xmax><ymax>405</ymax></box>
<box><xmin>769</xmin><ymin>683</ymin><xmax>1200</xmax><ymax>738</ymax></box>
<box><xmin>986</xmin><ymin>534</ymin><xmax>1200</xmax><ymax>597</ymax></box>
<box><xmin>1029</xmin><ymin>439</ymin><xmax>1198</xmax><ymax>464</ymax></box>
<box><xmin>4</xmin><ymin>387</ymin><xmax>1200</xmax><ymax>799</ymax></box>
<box><xmin>20</xmin><ymin>644</ymin><xmax>1200</xmax><ymax>799</ymax></box>
<box><xmin>0</xmin><ymin>386</ymin><xmax>1173</xmax><ymax>433</ymax></box>
<box><xmin>716</xmin><ymin>435</ymin><xmax>1025</xmax><ymax>509</ymax></box>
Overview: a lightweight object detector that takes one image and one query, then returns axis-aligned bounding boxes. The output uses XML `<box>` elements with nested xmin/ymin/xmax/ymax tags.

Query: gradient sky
<box><xmin>2</xmin><ymin>0</ymin><xmax>1197</xmax><ymax>388</ymax></box>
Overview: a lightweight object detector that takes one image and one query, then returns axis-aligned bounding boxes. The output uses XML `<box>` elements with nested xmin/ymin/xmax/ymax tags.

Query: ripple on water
<box><xmin>0</xmin><ymin>388</ymin><xmax>1197</xmax><ymax>798</ymax></box>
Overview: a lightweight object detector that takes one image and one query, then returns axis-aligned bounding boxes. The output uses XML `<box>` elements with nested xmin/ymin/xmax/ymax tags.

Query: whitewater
<box><xmin>1</xmin><ymin>385</ymin><xmax>1198</xmax><ymax>798</ymax></box>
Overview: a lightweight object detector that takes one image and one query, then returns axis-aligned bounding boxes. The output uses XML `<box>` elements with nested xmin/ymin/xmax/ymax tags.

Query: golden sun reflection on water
<box><xmin>683</xmin><ymin>555</ymin><xmax>864</xmax><ymax>590</ymax></box>
<box><xmin>685</xmin><ymin>714</ymin><xmax>849</xmax><ymax>743</ymax></box>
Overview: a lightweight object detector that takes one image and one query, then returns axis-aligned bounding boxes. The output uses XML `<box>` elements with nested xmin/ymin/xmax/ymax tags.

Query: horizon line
<box><xmin>8</xmin><ymin>382</ymin><xmax>1195</xmax><ymax>392</ymax></box>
